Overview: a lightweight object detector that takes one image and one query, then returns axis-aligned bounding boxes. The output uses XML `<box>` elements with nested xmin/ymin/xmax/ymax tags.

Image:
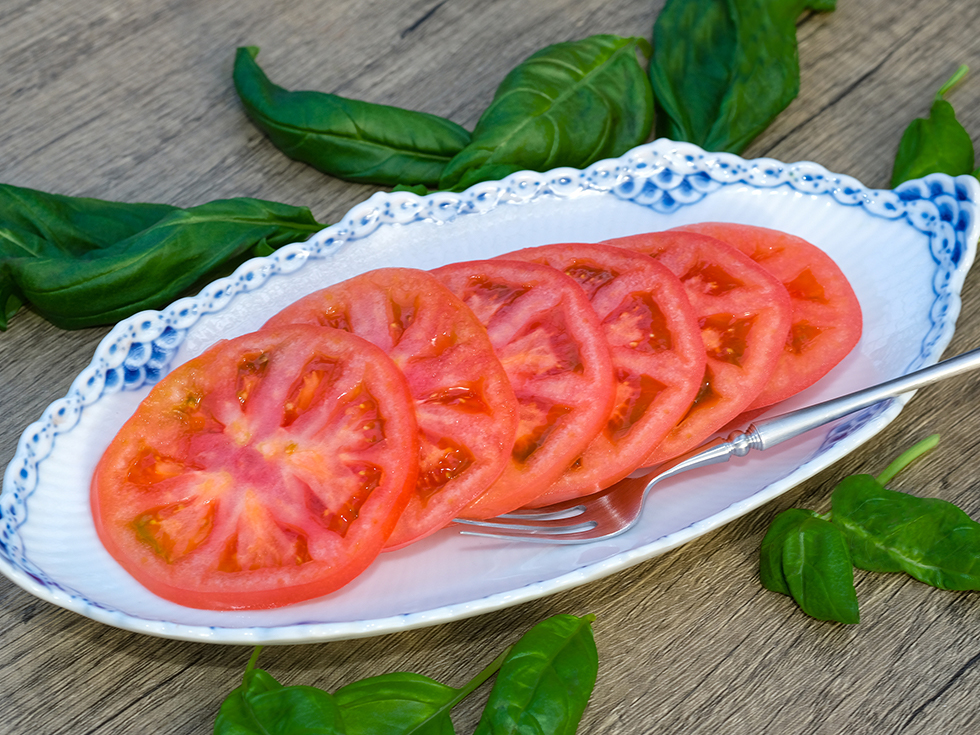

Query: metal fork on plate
<box><xmin>452</xmin><ymin>346</ymin><xmax>980</xmax><ymax>544</ymax></box>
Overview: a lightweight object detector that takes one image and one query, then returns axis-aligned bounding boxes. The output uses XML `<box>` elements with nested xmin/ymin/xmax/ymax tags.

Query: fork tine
<box><xmin>455</xmin><ymin>520</ymin><xmax>601</xmax><ymax>543</ymax></box>
<box><xmin>451</xmin><ymin>437</ymin><xmax>737</xmax><ymax>543</ymax></box>
<box><xmin>496</xmin><ymin>505</ymin><xmax>587</xmax><ymax>521</ymax></box>
<box><xmin>452</xmin><ymin>516</ymin><xmax>595</xmax><ymax>535</ymax></box>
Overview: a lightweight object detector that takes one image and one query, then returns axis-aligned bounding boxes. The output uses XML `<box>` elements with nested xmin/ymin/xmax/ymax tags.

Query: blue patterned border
<box><xmin>1</xmin><ymin>138</ymin><xmax>977</xmax><ymax>636</ymax></box>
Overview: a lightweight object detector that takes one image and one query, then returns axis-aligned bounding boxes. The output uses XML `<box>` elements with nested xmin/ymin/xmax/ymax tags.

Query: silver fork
<box><xmin>453</xmin><ymin>346</ymin><xmax>980</xmax><ymax>544</ymax></box>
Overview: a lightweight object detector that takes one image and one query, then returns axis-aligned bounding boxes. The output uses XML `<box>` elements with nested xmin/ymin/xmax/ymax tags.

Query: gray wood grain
<box><xmin>2</xmin><ymin>0</ymin><xmax>979</xmax><ymax>732</ymax></box>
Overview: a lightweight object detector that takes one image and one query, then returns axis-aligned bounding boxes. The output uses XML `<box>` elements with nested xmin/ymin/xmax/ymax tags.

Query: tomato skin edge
<box><xmin>671</xmin><ymin>222</ymin><xmax>863</xmax><ymax>409</ymax></box>
<box><xmin>433</xmin><ymin>258</ymin><xmax>618</xmax><ymax>518</ymax></box>
<box><xmin>90</xmin><ymin>325</ymin><xmax>420</xmax><ymax>611</ymax></box>
<box><xmin>493</xmin><ymin>242</ymin><xmax>707</xmax><ymax>499</ymax></box>
<box><xmin>262</xmin><ymin>268</ymin><xmax>520</xmax><ymax>552</ymax></box>
<box><xmin>603</xmin><ymin>231</ymin><xmax>793</xmax><ymax>464</ymax></box>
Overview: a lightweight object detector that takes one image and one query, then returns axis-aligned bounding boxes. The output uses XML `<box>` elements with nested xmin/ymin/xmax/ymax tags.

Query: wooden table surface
<box><xmin>2</xmin><ymin>1</ymin><xmax>980</xmax><ymax>732</ymax></box>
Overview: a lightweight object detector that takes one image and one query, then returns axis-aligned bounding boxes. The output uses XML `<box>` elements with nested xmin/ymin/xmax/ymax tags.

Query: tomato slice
<box><xmin>497</xmin><ymin>243</ymin><xmax>706</xmax><ymax>502</ymax></box>
<box><xmin>91</xmin><ymin>325</ymin><xmax>419</xmax><ymax>610</ymax></box>
<box><xmin>671</xmin><ymin>223</ymin><xmax>863</xmax><ymax>408</ymax></box>
<box><xmin>263</xmin><ymin>268</ymin><xmax>519</xmax><ymax>547</ymax></box>
<box><xmin>432</xmin><ymin>259</ymin><xmax>617</xmax><ymax>518</ymax></box>
<box><xmin>604</xmin><ymin>231</ymin><xmax>792</xmax><ymax>463</ymax></box>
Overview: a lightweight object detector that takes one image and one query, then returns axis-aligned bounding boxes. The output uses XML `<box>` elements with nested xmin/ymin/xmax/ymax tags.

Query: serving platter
<box><xmin>1</xmin><ymin>139</ymin><xmax>977</xmax><ymax>644</ymax></box>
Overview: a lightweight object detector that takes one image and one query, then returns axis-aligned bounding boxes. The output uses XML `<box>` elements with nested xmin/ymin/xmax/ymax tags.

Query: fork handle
<box><xmin>746</xmin><ymin>345</ymin><xmax>980</xmax><ymax>450</ymax></box>
<box><xmin>633</xmin><ymin>347</ymin><xmax>980</xmax><ymax>490</ymax></box>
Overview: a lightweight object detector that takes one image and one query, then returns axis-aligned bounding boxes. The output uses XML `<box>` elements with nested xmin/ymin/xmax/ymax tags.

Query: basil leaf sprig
<box><xmin>233</xmin><ymin>47</ymin><xmax>472</xmax><ymax>188</ymax></box>
<box><xmin>890</xmin><ymin>65</ymin><xmax>979</xmax><ymax>187</ymax></box>
<box><xmin>759</xmin><ymin>509</ymin><xmax>859</xmax><ymax>624</ymax></box>
<box><xmin>758</xmin><ymin>435</ymin><xmax>980</xmax><ymax>624</ymax></box>
<box><xmin>332</xmin><ymin>650</ymin><xmax>513</xmax><ymax>735</ymax></box>
<box><xmin>0</xmin><ymin>183</ymin><xmax>325</xmax><ymax>331</ymax></box>
<box><xmin>215</xmin><ymin>648</ymin><xmax>344</xmax><ymax>735</ymax></box>
<box><xmin>649</xmin><ymin>0</ymin><xmax>836</xmax><ymax>154</ymax></box>
<box><xmin>213</xmin><ymin>614</ymin><xmax>598</xmax><ymax>735</ymax></box>
<box><xmin>833</xmin><ymin>468</ymin><xmax>980</xmax><ymax>591</ymax></box>
<box><xmin>474</xmin><ymin>614</ymin><xmax>598</xmax><ymax>735</ymax></box>
<box><xmin>437</xmin><ymin>35</ymin><xmax>654</xmax><ymax>192</ymax></box>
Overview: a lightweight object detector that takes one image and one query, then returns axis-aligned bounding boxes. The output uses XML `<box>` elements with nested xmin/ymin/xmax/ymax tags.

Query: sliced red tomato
<box><xmin>264</xmin><ymin>268</ymin><xmax>518</xmax><ymax>548</ymax></box>
<box><xmin>91</xmin><ymin>325</ymin><xmax>419</xmax><ymax>611</ymax></box>
<box><xmin>497</xmin><ymin>243</ymin><xmax>706</xmax><ymax>502</ymax></box>
<box><xmin>604</xmin><ymin>230</ymin><xmax>792</xmax><ymax>463</ymax></box>
<box><xmin>672</xmin><ymin>222</ymin><xmax>863</xmax><ymax>408</ymax></box>
<box><xmin>432</xmin><ymin>259</ymin><xmax>617</xmax><ymax>518</ymax></box>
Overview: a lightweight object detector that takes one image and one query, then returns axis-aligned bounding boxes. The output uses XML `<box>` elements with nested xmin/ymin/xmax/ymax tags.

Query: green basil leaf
<box><xmin>650</xmin><ymin>0</ymin><xmax>834</xmax><ymax>154</ymax></box>
<box><xmin>890</xmin><ymin>66</ymin><xmax>976</xmax><ymax>187</ymax></box>
<box><xmin>0</xmin><ymin>186</ymin><xmax>324</xmax><ymax>330</ymax></box>
<box><xmin>1</xmin><ymin>293</ymin><xmax>23</xmax><ymax>328</ymax></box>
<box><xmin>438</xmin><ymin>35</ymin><xmax>654</xmax><ymax>192</ymax></box>
<box><xmin>832</xmin><ymin>474</ymin><xmax>980</xmax><ymax>590</ymax></box>
<box><xmin>474</xmin><ymin>614</ymin><xmax>598</xmax><ymax>735</ymax></box>
<box><xmin>0</xmin><ymin>184</ymin><xmax>179</xmax><ymax>329</ymax></box>
<box><xmin>0</xmin><ymin>184</ymin><xmax>178</xmax><ymax>254</ymax></box>
<box><xmin>781</xmin><ymin>515</ymin><xmax>859</xmax><ymax>624</ymax></box>
<box><xmin>214</xmin><ymin>668</ymin><xmax>345</xmax><ymax>735</ymax></box>
<box><xmin>391</xmin><ymin>183</ymin><xmax>432</xmax><ymax>196</ymax></box>
<box><xmin>332</xmin><ymin>633</ymin><xmax>511</xmax><ymax>734</ymax></box>
<box><xmin>759</xmin><ymin>508</ymin><xmax>819</xmax><ymax>595</ymax></box>
<box><xmin>334</xmin><ymin>672</ymin><xmax>458</xmax><ymax>735</ymax></box>
<box><xmin>234</xmin><ymin>47</ymin><xmax>471</xmax><ymax>187</ymax></box>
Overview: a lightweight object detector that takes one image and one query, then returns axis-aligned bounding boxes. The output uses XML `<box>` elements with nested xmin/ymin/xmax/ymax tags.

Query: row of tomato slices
<box><xmin>91</xmin><ymin>223</ymin><xmax>862</xmax><ymax>610</ymax></box>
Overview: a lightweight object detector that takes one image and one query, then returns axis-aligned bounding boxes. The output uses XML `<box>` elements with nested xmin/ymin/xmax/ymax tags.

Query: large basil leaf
<box><xmin>0</xmin><ymin>183</ymin><xmax>324</xmax><ymax>330</ymax></box>
<box><xmin>213</xmin><ymin>667</ymin><xmax>345</xmax><ymax>735</ymax></box>
<box><xmin>0</xmin><ymin>185</ymin><xmax>178</xmax><ymax>327</ymax></box>
<box><xmin>474</xmin><ymin>614</ymin><xmax>598</xmax><ymax>735</ymax></box>
<box><xmin>832</xmin><ymin>475</ymin><xmax>980</xmax><ymax>590</ymax></box>
<box><xmin>890</xmin><ymin>66</ymin><xmax>976</xmax><ymax>187</ymax></box>
<box><xmin>234</xmin><ymin>47</ymin><xmax>471</xmax><ymax>187</ymax></box>
<box><xmin>781</xmin><ymin>515</ymin><xmax>860</xmax><ymax>624</ymax></box>
<box><xmin>334</xmin><ymin>643</ymin><xmax>512</xmax><ymax>735</ymax></box>
<box><xmin>650</xmin><ymin>0</ymin><xmax>835</xmax><ymax>153</ymax></box>
<box><xmin>334</xmin><ymin>672</ymin><xmax>459</xmax><ymax>735</ymax></box>
<box><xmin>438</xmin><ymin>35</ymin><xmax>654</xmax><ymax>192</ymax></box>
<box><xmin>759</xmin><ymin>508</ymin><xmax>819</xmax><ymax>596</ymax></box>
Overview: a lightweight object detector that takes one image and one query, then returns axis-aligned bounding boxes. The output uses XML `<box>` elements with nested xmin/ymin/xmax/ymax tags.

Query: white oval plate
<box><xmin>2</xmin><ymin>140</ymin><xmax>978</xmax><ymax>644</ymax></box>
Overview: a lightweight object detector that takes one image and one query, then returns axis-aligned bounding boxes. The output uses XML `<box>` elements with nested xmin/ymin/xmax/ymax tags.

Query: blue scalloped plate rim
<box><xmin>1</xmin><ymin>139</ymin><xmax>977</xmax><ymax>643</ymax></box>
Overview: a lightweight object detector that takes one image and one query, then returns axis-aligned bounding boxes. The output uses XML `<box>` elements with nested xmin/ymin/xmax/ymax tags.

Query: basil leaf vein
<box><xmin>214</xmin><ymin>665</ymin><xmax>344</xmax><ymax>734</ymax></box>
<box><xmin>439</xmin><ymin>35</ymin><xmax>654</xmax><ymax>192</ymax></box>
<box><xmin>474</xmin><ymin>614</ymin><xmax>598</xmax><ymax>735</ymax></box>
<box><xmin>832</xmin><ymin>475</ymin><xmax>980</xmax><ymax>591</ymax></box>
<box><xmin>759</xmin><ymin>508</ymin><xmax>819</xmax><ymax>596</ymax></box>
<box><xmin>781</xmin><ymin>516</ymin><xmax>860</xmax><ymax>624</ymax></box>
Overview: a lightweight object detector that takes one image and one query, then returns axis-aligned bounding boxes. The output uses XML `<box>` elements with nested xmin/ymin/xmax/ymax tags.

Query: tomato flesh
<box><xmin>263</xmin><ymin>268</ymin><xmax>519</xmax><ymax>548</ymax></box>
<box><xmin>604</xmin><ymin>231</ymin><xmax>792</xmax><ymax>463</ymax></box>
<box><xmin>432</xmin><ymin>259</ymin><xmax>616</xmax><ymax>518</ymax></box>
<box><xmin>498</xmin><ymin>243</ymin><xmax>706</xmax><ymax>501</ymax></box>
<box><xmin>672</xmin><ymin>222</ymin><xmax>862</xmax><ymax>408</ymax></box>
<box><xmin>91</xmin><ymin>325</ymin><xmax>419</xmax><ymax>610</ymax></box>
<box><xmin>93</xmin><ymin>222</ymin><xmax>860</xmax><ymax>610</ymax></box>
